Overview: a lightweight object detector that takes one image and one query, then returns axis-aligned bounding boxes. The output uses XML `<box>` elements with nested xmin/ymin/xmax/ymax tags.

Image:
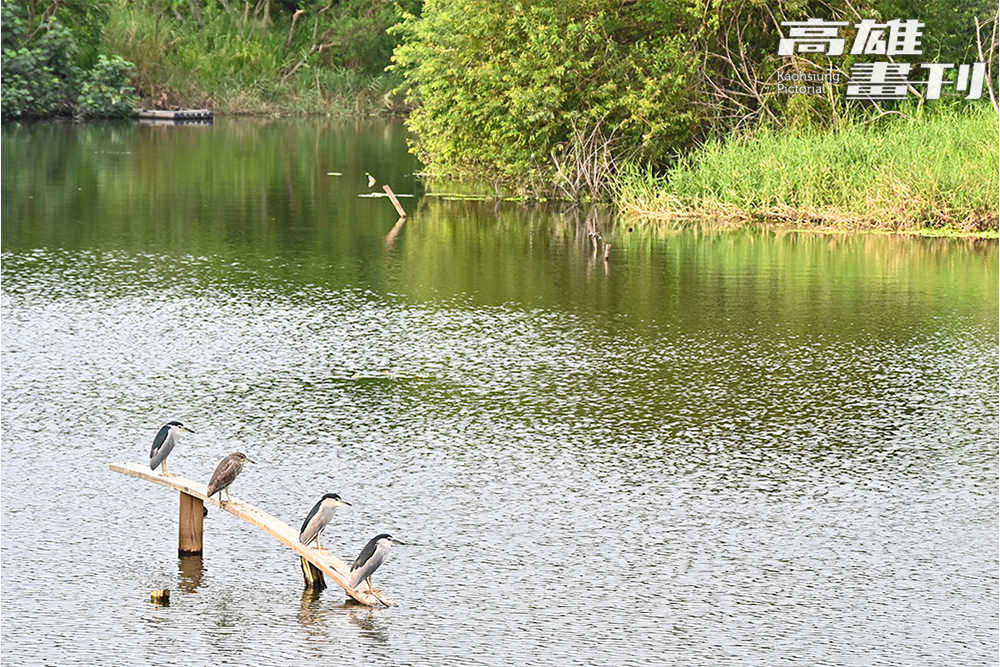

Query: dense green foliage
<box><xmin>102</xmin><ymin>0</ymin><xmax>419</xmax><ymax>114</ymax></box>
<box><xmin>2</xmin><ymin>0</ymin><xmax>420</xmax><ymax>118</ymax></box>
<box><xmin>1</xmin><ymin>1</ymin><xmax>138</xmax><ymax>119</ymax></box>
<box><xmin>614</xmin><ymin>105</ymin><xmax>999</xmax><ymax>232</ymax></box>
<box><xmin>391</xmin><ymin>0</ymin><xmax>996</xmax><ymax>198</ymax></box>
<box><xmin>77</xmin><ymin>54</ymin><xmax>141</xmax><ymax>117</ymax></box>
<box><xmin>392</xmin><ymin>0</ymin><xmax>703</xmax><ymax>195</ymax></box>
<box><xmin>3</xmin><ymin>0</ymin><xmax>995</xmax><ymax>232</ymax></box>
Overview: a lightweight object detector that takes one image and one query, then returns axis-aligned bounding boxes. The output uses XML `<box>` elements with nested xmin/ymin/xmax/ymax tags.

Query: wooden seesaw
<box><xmin>110</xmin><ymin>462</ymin><xmax>396</xmax><ymax>607</ymax></box>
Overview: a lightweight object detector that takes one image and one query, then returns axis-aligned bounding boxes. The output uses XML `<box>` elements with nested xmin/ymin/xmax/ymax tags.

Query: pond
<box><xmin>1</xmin><ymin>118</ymin><xmax>997</xmax><ymax>666</ymax></box>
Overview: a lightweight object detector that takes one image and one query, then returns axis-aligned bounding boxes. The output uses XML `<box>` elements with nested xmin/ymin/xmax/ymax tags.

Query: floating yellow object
<box><xmin>151</xmin><ymin>589</ymin><xmax>170</xmax><ymax>604</ymax></box>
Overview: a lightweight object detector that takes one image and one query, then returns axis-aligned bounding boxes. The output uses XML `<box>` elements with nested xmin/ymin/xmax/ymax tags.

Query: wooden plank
<box><xmin>110</xmin><ymin>461</ymin><xmax>394</xmax><ymax>607</ymax></box>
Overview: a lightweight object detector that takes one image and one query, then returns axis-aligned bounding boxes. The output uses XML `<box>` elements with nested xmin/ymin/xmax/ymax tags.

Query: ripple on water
<box><xmin>2</xmin><ymin>248</ymin><xmax>997</xmax><ymax>666</ymax></box>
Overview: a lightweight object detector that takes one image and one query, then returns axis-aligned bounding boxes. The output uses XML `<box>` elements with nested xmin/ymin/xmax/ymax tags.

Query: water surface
<box><xmin>2</xmin><ymin>118</ymin><xmax>997</xmax><ymax>666</ymax></box>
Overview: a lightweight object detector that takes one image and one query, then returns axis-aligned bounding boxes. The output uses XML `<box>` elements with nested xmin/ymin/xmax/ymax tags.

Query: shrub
<box><xmin>78</xmin><ymin>54</ymin><xmax>138</xmax><ymax>117</ymax></box>
<box><xmin>1</xmin><ymin>7</ymin><xmax>81</xmax><ymax>118</ymax></box>
<box><xmin>1</xmin><ymin>1</ymin><xmax>136</xmax><ymax>119</ymax></box>
<box><xmin>390</xmin><ymin>0</ymin><xmax>705</xmax><ymax>198</ymax></box>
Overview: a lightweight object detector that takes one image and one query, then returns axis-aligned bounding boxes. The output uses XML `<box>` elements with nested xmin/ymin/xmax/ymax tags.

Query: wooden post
<box><xmin>301</xmin><ymin>557</ymin><xmax>327</xmax><ymax>590</ymax></box>
<box><xmin>382</xmin><ymin>184</ymin><xmax>407</xmax><ymax>218</ymax></box>
<box><xmin>178</xmin><ymin>491</ymin><xmax>205</xmax><ymax>556</ymax></box>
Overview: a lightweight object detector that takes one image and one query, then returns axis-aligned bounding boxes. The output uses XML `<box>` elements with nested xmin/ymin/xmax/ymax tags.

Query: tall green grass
<box><xmin>100</xmin><ymin>0</ymin><xmax>403</xmax><ymax>115</ymax></box>
<box><xmin>615</xmin><ymin>105</ymin><xmax>999</xmax><ymax>234</ymax></box>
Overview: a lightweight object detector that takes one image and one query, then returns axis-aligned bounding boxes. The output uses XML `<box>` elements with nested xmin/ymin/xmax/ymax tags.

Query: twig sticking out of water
<box><xmin>383</xmin><ymin>184</ymin><xmax>407</xmax><ymax>218</ymax></box>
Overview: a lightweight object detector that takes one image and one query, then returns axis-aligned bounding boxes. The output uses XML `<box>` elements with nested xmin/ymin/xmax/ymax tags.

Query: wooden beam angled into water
<box><xmin>382</xmin><ymin>184</ymin><xmax>407</xmax><ymax>218</ymax></box>
<box><xmin>109</xmin><ymin>461</ymin><xmax>395</xmax><ymax>607</ymax></box>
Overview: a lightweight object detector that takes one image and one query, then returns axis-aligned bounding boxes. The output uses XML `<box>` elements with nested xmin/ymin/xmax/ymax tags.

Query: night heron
<box><xmin>206</xmin><ymin>452</ymin><xmax>254</xmax><ymax>504</ymax></box>
<box><xmin>299</xmin><ymin>493</ymin><xmax>351</xmax><ymax>552</ymax></box>
<box><xmin>350</xmin><ymin>533</ymin><xmax>405</xmax><ymax>591</ymax></box>
<box><xmin>149</xmin><ymin>421</ymin><xmax>194</xmax><ymax>477</ymax></box>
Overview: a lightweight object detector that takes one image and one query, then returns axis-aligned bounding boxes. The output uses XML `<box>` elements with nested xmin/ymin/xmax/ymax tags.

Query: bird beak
<box><xmin>184</xmin><ymin>427</ymin><xmax>196</xmax><ymax>434</ymax></box>
<box><xmin>392</xmin><ymin>539</ymin><xmax>406</xmax><ymax>546</ymax></box>
<box><xmin>339</xmin><ymin>500</ymin><xmax>352</xmax><ymax>506</ymax></box>
<box><xmin>245</xmin><ymin>457</ymin><xmax>256</xmax><ymax>464</ymax></box>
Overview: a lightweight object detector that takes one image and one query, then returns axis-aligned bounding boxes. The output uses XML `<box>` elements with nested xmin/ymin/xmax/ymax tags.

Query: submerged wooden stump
<box><xmin>301</xmin><ymin>557</ymin><xmax>327</xmax><ymax>590</ymax></box>
<box><xmin>110</xmin><ymin>461</ymin><xmax>395</xmax><ymax>607</ymax></box>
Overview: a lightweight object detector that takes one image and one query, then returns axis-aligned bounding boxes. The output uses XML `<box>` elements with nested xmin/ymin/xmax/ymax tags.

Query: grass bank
<box><xmin>614</xmin><ymin>106</ymin><xmax>999</xmax><ymax>236</ymax></box>
<box><xmin>100</xmin><ymin>0</ymin><xmax>407</xmax><ymax>116</ymax></box>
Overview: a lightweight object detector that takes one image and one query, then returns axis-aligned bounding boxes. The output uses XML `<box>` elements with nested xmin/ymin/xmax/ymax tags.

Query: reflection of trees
<box><xmin>4</xmin><ymin>118</ymin><xmax>994</xmax><ymax>340</ymax></box>
<box><xmin>1</xmin><ymin>118</ymin><xmax>421</xmax><ymax>258</ymax></box>
<box><xmin>394</xmin><ymin>195</ymin><xmax>998</xmax><ymax>342</ymax></box>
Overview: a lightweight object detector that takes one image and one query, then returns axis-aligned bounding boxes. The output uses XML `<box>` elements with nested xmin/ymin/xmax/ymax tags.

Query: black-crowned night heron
<box><xmin>350</xmin><ymin>533</ymin><xmax>405</xmax><ymax>591</ymax></box>
<box><xmin>149</xmin><ymin>421</ymin><xmax>194</xmax><ymax>477</ymax></box>
<box><xmin>206</xmin><ymin>452</ymin><xmax>254</xmax><ymax>504</ymax></box>
<box><xmin>299</xmin><ymin>493</ymin><xmax>351</xmax><ymax>552</ymax></box>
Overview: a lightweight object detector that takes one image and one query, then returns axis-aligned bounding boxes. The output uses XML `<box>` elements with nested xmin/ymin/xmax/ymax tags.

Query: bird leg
<box><xmin>363</xmin><ymin>576</ymin><xmax>390</xmax><ymax>607</ymax></box>
<box><xmin>369</xmin><ymin>589</ymin><xmax>392</xmax><ymax>607</ymax></box>
<box><xmin>316</xmin><ymin>535</ymin><xmax>323</xmax><ymax>553</ymax></box>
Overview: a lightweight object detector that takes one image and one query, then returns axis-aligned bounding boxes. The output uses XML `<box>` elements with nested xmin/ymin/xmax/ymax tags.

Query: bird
<box><xmin>366</xmin><ymin>173</ymin><xmax>376</xmax><ymax>187</ymax></box>
<box><xmin>299</xmin><ymin>493</ymin><xmax>351</xmax><ymax>552</ymax></box>
<box><xmin>350</xmin><ymin>533</ymin><xmax>405</xmax><ymax>591</ymax></box>
<box><xmin>149</xmin><ymin>421</ymin><xmax>195</xmax><ymax>477</ymax></box>
<box><xmin>206</xmin><ymin>452</ymin><xmax>254</xmax><ymax>504</ymax></box>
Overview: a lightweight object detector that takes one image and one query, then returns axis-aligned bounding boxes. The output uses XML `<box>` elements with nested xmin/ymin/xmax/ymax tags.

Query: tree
<box><xmin>391</xmin><ymin>0</ymin><xmax>706</xmax><ymax>198</ymax></box>
<box><xmin>391</xmin><ymin>0</ymin><xmax>996</xmax><ymax>198</ymax></box>
<box><xmin>1</xmin><ymin>1</ymin><xmax>137</xmax><ymax>119</ymax></box>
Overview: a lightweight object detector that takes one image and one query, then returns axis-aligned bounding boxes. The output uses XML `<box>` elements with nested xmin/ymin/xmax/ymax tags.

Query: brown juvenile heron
<box><xmin>149</xmin><ymin>421</ymin><xmax>194</xmax><ymax>477</ymax></box>
<box><xmin>206</xmin><ymin>452</ymin><xmax>254</xmax><ymax>504</ymax></box>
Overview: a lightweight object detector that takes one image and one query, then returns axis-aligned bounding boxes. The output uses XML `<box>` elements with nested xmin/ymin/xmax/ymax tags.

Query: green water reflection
<box><xmin>2</xmin><ymin>117</ymin><xmax>997</xmax><ymax>336</ymax></box>
<box><xmin>2</xmin><ymin>118</ymin><xmax>997</xmax><ymax>667</ymax></box>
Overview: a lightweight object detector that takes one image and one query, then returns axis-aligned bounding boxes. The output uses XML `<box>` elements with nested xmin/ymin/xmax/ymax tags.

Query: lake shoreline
<box><xmin>610</xmin><ymin>106</ymin><xmax>999</xmax><ymax>239</ymax></box>
<box><xmin>614</xmin><ymin>203</ymin><xmax>1000</xmax><ymax>239</ymax></box>
<box><xmin>8</xmin><ymin>108</ymin><xmax>995</xmax><ymax>239</ymax></box>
